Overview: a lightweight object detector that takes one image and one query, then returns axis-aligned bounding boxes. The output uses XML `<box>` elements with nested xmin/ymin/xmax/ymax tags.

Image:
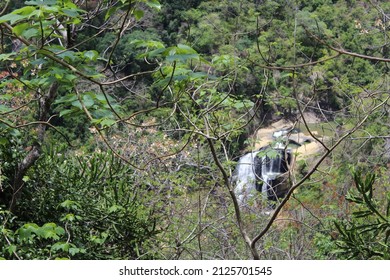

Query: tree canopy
<box><xmin>0</xmin><ymin>0</ymin><xmax>389</xmax><ymax>260</ymax></box>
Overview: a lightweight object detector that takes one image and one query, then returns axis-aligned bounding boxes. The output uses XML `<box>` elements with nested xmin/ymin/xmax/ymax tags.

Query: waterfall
<box><xmin>262</xmin><ymin>150</ymin><xmax>283</xmax><ymax>179</ymax></box>
<box><xmin>260</xmin><ymin>149</ymin><xmax>284</xmax><ymax>201</ymax></box>
<box><xmin>234</xmin><ymin>151</ymin><xmax>259</xmax><ymax>204</ymax></box>
<box><xmin>234</xmin><ymin>147</ymin><xmax>292</xmax><ymax>206</ymax></box>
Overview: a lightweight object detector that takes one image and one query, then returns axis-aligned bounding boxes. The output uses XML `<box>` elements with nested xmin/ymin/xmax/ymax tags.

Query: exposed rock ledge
<box><xmin>253</xmin><ymin>114</ymin><xmax>328</xmax><ymax>160</ymax></box>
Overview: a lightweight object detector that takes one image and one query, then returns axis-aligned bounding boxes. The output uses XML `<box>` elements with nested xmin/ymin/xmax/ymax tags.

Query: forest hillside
<box><xmin>0</xmin><ymin>0</ymin><xmax>389</xmax><ymax>260</ymax></box>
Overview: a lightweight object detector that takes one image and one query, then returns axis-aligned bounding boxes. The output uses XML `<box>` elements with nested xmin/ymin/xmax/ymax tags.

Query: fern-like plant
<box><xmin>333</xmin><ymin>169</ymin><xmax>390</xmax><ymax>259</ymax></box>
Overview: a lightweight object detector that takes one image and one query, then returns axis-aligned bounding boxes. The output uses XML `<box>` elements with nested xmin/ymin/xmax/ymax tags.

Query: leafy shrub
<box><xmin>1</xmin><ymin>147</ymin><xmax>161</xmax><ymax>259</ymax></box>
<box><xmin>332</xmin><ymin>170</ymin><xmax>390</xmax><ymax>259</ymax></box>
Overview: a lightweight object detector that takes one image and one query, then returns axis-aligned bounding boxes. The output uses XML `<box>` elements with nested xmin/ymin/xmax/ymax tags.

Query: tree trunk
<box><xmin>9</xmin><ymin>82</ymin><xmax>59</xmax><ymax>213</ymax></box>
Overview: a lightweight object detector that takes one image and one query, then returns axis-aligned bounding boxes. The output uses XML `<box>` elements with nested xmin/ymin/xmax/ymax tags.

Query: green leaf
<box><xmin>69</xmin><ymin>247</ymin><xmax>85</xmax><ymax>256</ymax></box>
<box><xmin>164</xmin><ymin>44</ymin><xmax>200</xmax><ymax>62</ymax></box>
<box><xmin>25</xmin><ymin>0</ymin><xmax>57</xmax><ymax>5</ymax></box>
<box><xmin>334</xmin><ymin>221</ymin><xmax>348</xmax><ymax>238</ymax></box>
<box><xmin>12</xmin><ymin>6</ymin><xmax>37</xmax><ymax>16</ymax></box>
<box><xmin>0</xmin><ymin>53</ymin><xmax>15</xmax><ymax>61</ymax></box>
<box><xmin>51</xmin><ymin>242</ymin><xmax>70</xmax><ymax>252</ymax></box>
<box><xmin>100</xmin><ymin>118</ymin><xmax>116</xmax><ymax>128</ymax></box>
<box><xmin>59</xmin><ymin>108</ymin><xmax>77</xmax><ymax>117</ymax></box>
<box><xmin>144</xmin><ymin>0</ymin><xmax>161</xmax><ymax>10</ymax></box>
<box><xmin>83</xmin><ymin>94</ymin><xmax>95</xmax><ymax>108</ymax></box>
<box><xmin>16</xmin><ymin>223</ymin><xmax>39</xmax><ymax>240</ymax></box>
<box><xmin>22</xmin><ymin>176</ymin><xmax>30</xmax><ymax>182</ymax></box>
<box><xmin>7</xmin><ymin>245</ymin><xmax>16</xmax><ymax>255</ymax></box>
<box><xmin>49</xmin><ymin>67</ymin><xmax>67</xmax><ymax>79</ymax></box>
<box><xmin>29</xmin><ymin>9</ymin><xmax>45</xmax><ymax>19</ymax></box>
<box><xmin>59</xmin><ymin>200</ymin><xmax>81</xmax><ymax>210</ymax></box>
<box><xmin>45</xmin><ymin>45</ymin><xmax>66</xmax><ymax>53</ymax></box>
<box><xmin>90</xmin><ymin>236</ymin><xmax>104</xmax><ymax>245</ymax></box>
<box><xmin>61</xmin><ymin>8</ymin><xmax>80</xmax><ymax>18</ymax></box>
<box><xmin>345</xmin><ymin>192</ymin><xmax>363</xmax><ymax>204</ymax></box>
<box><xmin>95</xmin><ymin>93</ymin><xmax>115</xmax><ymax>103</ymax></box>
<box><xmin>0</xmin><ymin>137</ymin><xmax>9</xmax><ymax>146</ymax></box>
<box><xmin>17</xmin><ymin>228</ymin><xmax>33</xmax><ymax>240</ymax></box>
<box><xmin>166</xmin><ymin>53</ymin><xmax>199</xmax><ymax>62</ymax></box>
<box><xmin>352</xmin><ymin>210</ymin><xmax>372</xmax><ymax>218</ymax></box>
<box><xmin>90</xmin><ymin>232</ymin><xmax>108</xmax><ymax>245</ymax></box>
<box><xmin>12</xmin><ymin>23</ymin><xmax>29</xmax><ymax>36</ymax></box>
<box><xmin>42</xmin><ymin>222</ymin><xmax>57</xmax><ymax>229</ymax></box>
<box><xmin>108</xmin><ymin>204</ymin><xmax>123</xmax><ymax>213</ymax></box>
<box><xmin>131</xmin><ymin>39</ymin><xmax>164</xmax><ymax>49</ymax></box>
<box><xmin>176</xmin><ymin>44</ymin><xmax>197</xmax><ymax>54</ymax></box>
<box><xmin>0</xmin><ymin>14</ymin><xmax>25</xmax><ymax>24</ymax></box>
<box><xmin>55</xmin><ymin>226</ymin><xmax>65</xmax><ymax>236</ymax></box>
<box><xmin>0</xmin><ymin>94</ymin><xmax>13</xmax><ymax>101</ymax></box>
<box><xmin>83</xmin><ymin>50</ymin><xmax>99</xmax><ymax>61</ymax></box>
<box><xmin>57</xmin><ymin>50</ymin><xmax>77</xmax><ymax>62</ymax></box>
<box><xmin>10</xmin><ymin>129</ymin><xmax>21</xmax><ymax>137</ymax></box>
<box><xmin>54</xmin><ymin>93</ymin><xmax>78</xmax><ymax>105</ymax></box>
<box><xmin>22</xmin><ymin>28</ymin><xmax>39</xmax><ymax>39</ymax></box>
<box><xmin>0</xmin><ymin>104</ymin><xmax>11</xmax><ymax>113</ymax></box>
<box><xmin>133</xmin><ymin>9</ymin><xmax>144</xmax><ymax>20</ymax></box>
<box><xmin>71</xmin><ymin>100</ymin><xmax>82</xmax><ymax>109</ymax></box>
<box><xmin>105</xmin><ymin>6</ymin><xmax>119</xmax><ymax>21</ymax></box>
<box><xmin>60</xmin><ymin>213</ymin><xmax>75</xmax><ymax>222</ymax></box>
<box><xmin>36</xmin><ymin>223</ymin><xmax>63</xmax><ymax>240</ymax></box>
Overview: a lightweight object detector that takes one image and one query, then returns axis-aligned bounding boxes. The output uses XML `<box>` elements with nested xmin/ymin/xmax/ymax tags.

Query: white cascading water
<box><xmin>260</xmin><ymin>152</ymin><xmax>282</xmax><ymax>199</ymax></box>
<box><xmin>235</xmin><ymin>149</ymin><xmax>286</xmax><ymax>206</ymax></box>
<box><xmin>234</xmin><ymin>151</ymin><xmax>258</xmax><ymax>205</ymax></box>
<box><xmin>261</xmin><ymin>157</ymin><xmax>271</xmax><ymax>196</ymax></box>
<box><xmin>263</xmin><ymin>151</ymin><xmax>283</xmax><ymax>178</ymax></box>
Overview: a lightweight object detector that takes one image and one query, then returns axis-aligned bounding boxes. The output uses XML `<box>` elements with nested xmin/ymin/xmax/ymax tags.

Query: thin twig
<box><xmin>206</xmin><ymin>137</ymin><xmax>259</xmax><ymax>259</ymax></box>
<box><xmin>250</xmin><ymin>96</ymin><xmax>389</xmax><ymax>252</ymax></box>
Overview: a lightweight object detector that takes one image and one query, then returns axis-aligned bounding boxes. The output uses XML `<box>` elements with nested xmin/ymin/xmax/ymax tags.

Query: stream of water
<box><xmin>234</xmin><ymin>148</ymin><xmax>291</xmax><ymax>206</ymax></box>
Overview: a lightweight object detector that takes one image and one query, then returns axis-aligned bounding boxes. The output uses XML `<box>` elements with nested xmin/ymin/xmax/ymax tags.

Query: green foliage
<box><xmin>333</xmin><ymin>170</ymin><xmax>390</xmax><ymax>259</ymax></box>
<box><xmin>0</xmin><ymin>128</ymin><xmax>25</xmax><ymax>207</ymax></box>
<box><xmin>0</xmin><ymin>0</ymin><xmax>84</xmax><ymax>26</ymax></box>
<box><xmin>1</xmin><ymin>0</ymin><xmax>389</xmax><ymax>260</ymax></box>
<box><xmin>96</xmin><ymin>29</ymin><xmax>162</xmax><ymax>75</ymax></box>
<box><xmin>1</xmin><ymin>203</ymin><xmax>88</xmax><ymax>259</ymax></box>
<box><xmin>0</xmin><ymin>148</ymin><xmax>160</xmax><ymax>259</ymax></box>
<box><xmin>54</xmin><ymin>91</ymin><xmax>121</xmax><ymax>129</ymax></box>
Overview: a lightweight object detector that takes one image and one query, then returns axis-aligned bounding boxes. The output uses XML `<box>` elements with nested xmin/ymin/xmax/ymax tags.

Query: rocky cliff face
<box><xmin>235</xmin><ymin>116</ymin><xmax>329</xmax><ymax>208</ymax></box>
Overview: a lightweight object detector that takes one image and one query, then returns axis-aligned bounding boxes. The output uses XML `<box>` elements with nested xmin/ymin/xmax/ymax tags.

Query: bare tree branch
<box><xmin>250</xmin><ymin>96</ymin><xmax>389</xmax><ymax>254</ymax></box>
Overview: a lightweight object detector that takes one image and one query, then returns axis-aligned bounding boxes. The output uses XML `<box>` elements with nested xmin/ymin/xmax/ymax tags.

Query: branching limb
<box><xmin>250</xmin><ymin>96</ymin><xmax>389</xmax><ymax>254</ymax></box>
<box><xmin>9</xmin><ymin>82</ymin><xmax>59</xmax><ymax>212</ymax></box>
<box><xmin>206</xmin><ymin>137</ymin><xmax>259</xmax><ymax>259</ymax></box>
<box><xmin>103</xmin><ymin>2</ymin><xmax>135</xmax><ymax>71</ymax></box>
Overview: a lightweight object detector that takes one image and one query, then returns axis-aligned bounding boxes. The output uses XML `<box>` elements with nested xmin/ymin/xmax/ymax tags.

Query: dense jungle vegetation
<box><xmin>0</xmin><ymin>0</ymin><xmax>389</xmax><ymax>260</ymax></box>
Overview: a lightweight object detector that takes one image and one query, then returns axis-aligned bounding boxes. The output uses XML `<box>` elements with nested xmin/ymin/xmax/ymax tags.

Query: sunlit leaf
<box><xmin>133</xmin><ymin>9</ymin><xmax>144</xmax><ymax>20</ymax></box>
<box><xmin>12</xmin><ymin>23</ymin><xmax>29</xmax><ymax>36</ymax></box>
<box><xmin>83</xmin><ymin>50</ymin><xmax>99</xmax><ymax>61</ymax></box>
<box><xmin>0</xmin><ymin>14</ymin><xmax>25</xmax><ymax>24</ymax></box>
<box><xmin>144</xmin><ymin>0</ymin><xmax>161</xmax><ymax>10</ymax></box>
<box><xmin>25</xmin><ymin>0</ymin><xmax>57</xmax><ymax>5</ymax></box>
